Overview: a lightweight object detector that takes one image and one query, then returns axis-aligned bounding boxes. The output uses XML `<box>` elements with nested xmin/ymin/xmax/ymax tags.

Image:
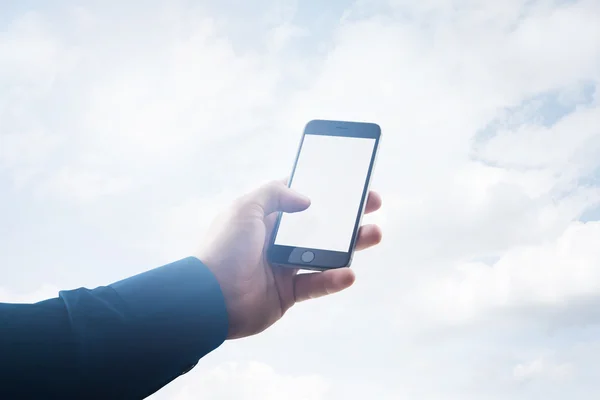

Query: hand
<box><xmin>196</xmin><ymin>180</ymin><xmax>383</xmax><ymax>339</ymax></box>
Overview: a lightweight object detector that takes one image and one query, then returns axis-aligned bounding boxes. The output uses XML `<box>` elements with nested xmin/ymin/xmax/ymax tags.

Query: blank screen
<box><xmin>274</xmin><ymin>134</ymin><xmax>376</xmax><ymax>252</ymax></box>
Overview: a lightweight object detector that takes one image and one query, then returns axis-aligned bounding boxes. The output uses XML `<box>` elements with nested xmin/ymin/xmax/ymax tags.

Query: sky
<box><xmin>1</xmin><ymin>0</ymin><xmax>600</xmax><ymax>398</ymax></box>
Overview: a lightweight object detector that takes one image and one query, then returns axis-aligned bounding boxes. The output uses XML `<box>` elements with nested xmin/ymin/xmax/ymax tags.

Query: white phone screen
<box><xmin>274</xmin><ymin>134</ymin><xmax>376</xmax><ymax>252</ymax></box>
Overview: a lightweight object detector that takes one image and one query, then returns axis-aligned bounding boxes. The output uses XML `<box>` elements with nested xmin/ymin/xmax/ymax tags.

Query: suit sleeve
<box><xmin>0</xmin><ymin>257</ymin><xmax>229</xmax><ymax>399</ymax></box>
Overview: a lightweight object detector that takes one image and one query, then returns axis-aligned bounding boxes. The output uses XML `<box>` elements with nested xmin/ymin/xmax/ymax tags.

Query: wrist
<box><xmin>193</xmin><ymin>255</ymin><xmax>240</xmax><ymax>340</ymax></box>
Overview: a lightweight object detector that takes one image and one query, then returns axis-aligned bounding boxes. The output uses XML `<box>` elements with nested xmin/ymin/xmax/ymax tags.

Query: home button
<box><xmin>301</xmin><ymin>251</ymin><xmax>315</xmax><ymax>263</ymax></box>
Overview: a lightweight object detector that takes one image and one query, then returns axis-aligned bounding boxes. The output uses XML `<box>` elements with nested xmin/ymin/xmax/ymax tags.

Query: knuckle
<box><xmin>231</xmin><ymin>195</ymin><xmax>256</xmax><ymax>218</ymax></box>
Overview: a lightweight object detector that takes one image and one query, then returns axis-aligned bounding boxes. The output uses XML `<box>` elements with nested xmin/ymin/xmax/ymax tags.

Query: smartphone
<box><xmin>267</xmin><ymin>119</ymin><xmax>381</xmax><ymax>271</ymax></box>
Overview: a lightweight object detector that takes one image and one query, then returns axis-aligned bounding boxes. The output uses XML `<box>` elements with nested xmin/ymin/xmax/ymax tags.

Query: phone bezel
<box><xmin>267</xmin><ymin>119</ymin><xmax>381</xmax><ymax>271</ymax></box>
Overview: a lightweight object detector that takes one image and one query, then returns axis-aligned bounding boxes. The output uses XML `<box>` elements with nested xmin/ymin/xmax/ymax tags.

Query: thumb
<box><xmin>294</xmin><ymin>269</ymin><xmax>356</xmax><ymax>302</ymax></box>
<box><xmin>251</xmin><ymin>180</ymin><xmax>311</xmax><ymax>215</ymax></box>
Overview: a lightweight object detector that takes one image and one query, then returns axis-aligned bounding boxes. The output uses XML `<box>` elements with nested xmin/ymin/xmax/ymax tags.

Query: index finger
<box><xmin>279</xmin><ymin>177</ymin><xmax>382</xmax><ymax>214</ymax></box>
<box><xmin>365</xmin><ymin>191</ymin><xmax>382</xmax><ymax>214</ymax></box>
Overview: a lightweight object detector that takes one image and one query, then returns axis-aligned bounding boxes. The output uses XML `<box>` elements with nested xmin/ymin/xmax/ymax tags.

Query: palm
<box><xmin>224</xmin><ymin>209</ymin><xmax>296</xmax><ymax>337</ymax></box>
<box><xmin>198</xmin><ymin>181</ymin><xmax>382</xmax><ymax>340</ymax></box>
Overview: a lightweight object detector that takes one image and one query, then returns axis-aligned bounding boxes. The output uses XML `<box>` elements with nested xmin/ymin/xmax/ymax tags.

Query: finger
<box><xmin>251</xmin><ymin>180</ymin><xmax>311</xmax><ymax>215</ymax></box>
<box><xmin>365</xmin><ymin>191</ymin><xmax>382</xmax><ymax>214</ymax></box>
<box><xmin>294</xmin><ymin>268</ymin><xmax>356</xmax><ymax>302</ymax></box>
<box><xmin>263</xmin><ymin>176</ymin><xmax>291</xmax><ymax>234</ymax></box>
<box><xmin>275</xmin><ymin>179</ymin><xmax>380</xmax><ymax>214</ymax></box>
<box><xmin>355</xmin><ymin>224</ymin><xmax>383</xmax><ymax>251</ymax></box>
<box><xmin>271</xmin><ymin>264</ymin><xmax>299</xmax><ymax>312</ymax></box>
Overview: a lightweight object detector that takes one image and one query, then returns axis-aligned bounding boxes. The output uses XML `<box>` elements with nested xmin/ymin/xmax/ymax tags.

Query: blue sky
<box><xmin>2</xmin><ymin>0</ymin><xmax>600</xmax><ymax>399</ymax></box>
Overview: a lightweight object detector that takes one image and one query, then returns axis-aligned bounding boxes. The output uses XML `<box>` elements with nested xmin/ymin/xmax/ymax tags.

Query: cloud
<box><xmin>414</xmin><ymin>221</ymin><xmax>600</xmax><ymax>326</ymax></box>
<box><xmin>151</xmin><ymin>362</ymin><xmax>329</xmax><ymax>400</ymax></box>
<box><xmin>1</xmin><ymin>4</ymin><xmax>295</xmax><ymax>203</ymax></box>
<box><xmin>0</xmin><ymin>284</ymin><xmax>60</xmax><ymax>304</ymax></box>
<box><xmin>513</xmin><ymin>355</ymin><xmax>574</xmax><ymax>384</ymax></box>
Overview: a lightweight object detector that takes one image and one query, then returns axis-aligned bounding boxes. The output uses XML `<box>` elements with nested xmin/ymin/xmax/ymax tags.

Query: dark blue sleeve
<box><xmin>0</xmin><ymin>257</ymin><xmax>229</xmax><ymax>399</ymax></box>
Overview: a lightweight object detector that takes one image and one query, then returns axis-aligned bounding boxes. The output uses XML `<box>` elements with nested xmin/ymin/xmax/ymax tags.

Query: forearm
<box><xmin>0</xmin><ymin>257</ymin><xmax>228</xmax><ymax>399</ymax></box>
<box><xmin>0</xmin><ymin>297</ymin><xmax>79</xmax><ymax>397</ymax></box>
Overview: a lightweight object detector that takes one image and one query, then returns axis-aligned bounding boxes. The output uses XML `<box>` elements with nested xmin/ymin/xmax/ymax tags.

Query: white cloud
<box><xmin>513</xmin><ymin>355</ymin><xmax>574</xmax><ymax>384</ymax></box>
<box><xmin>152</xmin><ymin>362</ymin><xmax>329</xmax><ymax>400</ymax></box>
<box><xmin>413</xmin><ymin>221</ymin><xmax>600</xmax><ymax>325</ymax></box>
<box><xmin>477</xmin><ymin>101</ymin><xmax>600</xmax><ymax>172</ymax></box>
<box><xmin>0</xmin><ymin>284</ymin><xmax>60</xmax><ymax>304</ymax></box>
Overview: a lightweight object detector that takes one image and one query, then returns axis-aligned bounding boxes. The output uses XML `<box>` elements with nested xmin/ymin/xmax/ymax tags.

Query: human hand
<box><xmin>196</xmin><ymin>180</ymin><xmax>383</xmax><ymax>339</ymax></box>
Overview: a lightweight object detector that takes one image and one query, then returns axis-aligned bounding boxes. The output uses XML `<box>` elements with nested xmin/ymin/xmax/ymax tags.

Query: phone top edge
<box><xmin>304</xmin><ymin>119</ymin><xmax>381</xmax><ymax>139</ymax></box>
<box><xmin>306</xmin><ymin>118</ymin><xmax>380</xmax><ymax>127</ymax></box>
